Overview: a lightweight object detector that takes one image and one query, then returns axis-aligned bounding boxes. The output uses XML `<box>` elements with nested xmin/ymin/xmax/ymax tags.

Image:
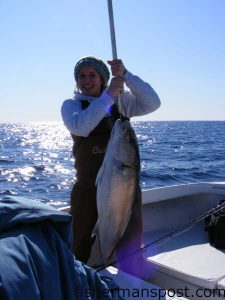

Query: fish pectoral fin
<box><xmin>112</xmin><ymin>157</ymin><xmax>136</xmax><ymax>170</ymax></box>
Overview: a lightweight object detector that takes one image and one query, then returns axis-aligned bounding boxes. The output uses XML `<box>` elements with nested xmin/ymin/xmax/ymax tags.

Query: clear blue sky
<box><xmin>1</xmin><ymin>0</ymin><xmax>225</xmax><ymax>122</ymax></box>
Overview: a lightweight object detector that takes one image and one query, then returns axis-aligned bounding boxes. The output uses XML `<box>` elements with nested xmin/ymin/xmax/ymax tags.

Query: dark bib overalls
<box><xmin>70</xmin><ymin>101</ymin><xmax>119</xmax><ymax>262</ymax></box>
<box><xmin>70</xmin><ymin>100</ymin><xmax>143</xmax><ymax>274</ymax></box>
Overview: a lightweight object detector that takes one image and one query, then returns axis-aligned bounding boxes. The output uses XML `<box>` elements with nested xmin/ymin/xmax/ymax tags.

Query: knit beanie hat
<box><xmin>74</xmin><ymin>56</ymin><xmax>110</xmax><ymax>85</ymax></box>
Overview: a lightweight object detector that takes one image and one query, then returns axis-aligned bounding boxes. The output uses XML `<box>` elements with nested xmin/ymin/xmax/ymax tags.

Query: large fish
<box><xmin>94</xmin><ymin>118</ymin><xmax>141</xmax><ymax>263</ymax></box>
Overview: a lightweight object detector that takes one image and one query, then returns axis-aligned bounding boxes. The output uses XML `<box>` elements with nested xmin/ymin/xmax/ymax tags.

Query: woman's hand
<box><xmin>107</xmin><ymin>59</ymin><xmax>126</xmax><ymax>77</ymax></box>
<box><xmin>106</xmin><ymin>76</ymin><xmax>124</xmax><ymax>97</ymax></box>
<box><xmin>106</xmin><ymin>59</ymin><xmax>126</xmax><ymax>97</ymax></box>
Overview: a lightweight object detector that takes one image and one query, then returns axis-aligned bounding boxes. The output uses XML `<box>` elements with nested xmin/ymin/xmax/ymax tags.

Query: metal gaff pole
<box><xmin>107</xmin><ymin>0</ymin><xmax>122</xmax><ymax>115</ymax></box>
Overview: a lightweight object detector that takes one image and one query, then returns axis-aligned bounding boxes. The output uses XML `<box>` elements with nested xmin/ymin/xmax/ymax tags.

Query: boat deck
<box><xmin>143</xmin><ymin>222</ymin><xmax>225</xmax><ymax>299</ymax></box>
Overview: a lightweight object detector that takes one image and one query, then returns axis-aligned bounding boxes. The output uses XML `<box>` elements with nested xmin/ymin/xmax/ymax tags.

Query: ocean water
<box><xmin>0</xmin><ymin>121</ymin><xmax>225</xmax><ymax>208</ymax></box>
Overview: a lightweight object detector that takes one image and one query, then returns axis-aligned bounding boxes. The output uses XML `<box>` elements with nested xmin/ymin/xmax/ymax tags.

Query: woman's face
<box><xmin>77</xmin><ymin>66</ymin><xmax>103</xmax><ymax>97</ymax></box>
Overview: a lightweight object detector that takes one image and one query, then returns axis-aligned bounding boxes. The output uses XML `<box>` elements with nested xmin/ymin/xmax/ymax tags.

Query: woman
<box><xmin>61</xmin><ymin>56</ymin><xmax>161</xmax><ymax>265</ymax></box>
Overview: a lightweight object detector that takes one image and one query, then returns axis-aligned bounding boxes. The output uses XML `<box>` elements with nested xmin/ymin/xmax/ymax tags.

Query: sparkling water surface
<box><xmin>0</xmin><ymin>121</ymin><xmax>225</xmax><ymax>208</ymax></box>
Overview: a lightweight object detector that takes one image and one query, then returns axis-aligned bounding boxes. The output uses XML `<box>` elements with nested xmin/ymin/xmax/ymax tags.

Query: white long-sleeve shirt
<box><xmin>61</xmin><ymin>70</ymin><xmax>161</xmax><ymax>137</ymax></box>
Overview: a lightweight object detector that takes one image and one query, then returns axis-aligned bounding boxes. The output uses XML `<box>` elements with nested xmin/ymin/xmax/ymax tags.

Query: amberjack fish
<box><xmin>94</xmin><ymin>118</ymin><xmax>141</xmax><ymax>262</ymax></box>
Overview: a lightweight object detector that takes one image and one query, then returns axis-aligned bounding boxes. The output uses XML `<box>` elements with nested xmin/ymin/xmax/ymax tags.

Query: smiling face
<box><xmin>77</xmin><ymin>66</ymin><xmax>104</xmax><ymax>97</ymax></box>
